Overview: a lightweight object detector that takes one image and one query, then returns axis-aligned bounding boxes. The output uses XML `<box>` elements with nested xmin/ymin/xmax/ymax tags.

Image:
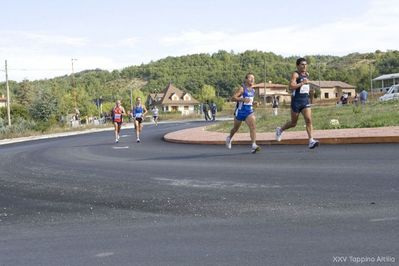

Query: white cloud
<box><xmin>1</xmin><ymin>0</ymin><xmax>398</xmax><ymax>82</ymax></box>
<box><xmin>158</xmin><ymin>0</ymin><xmax>399</xmax><ymax>56</ymax></box>
<box><xmin>99</xmin><ymin>37</ymin><xmax>141</xmax><ymax>48</ymax></box>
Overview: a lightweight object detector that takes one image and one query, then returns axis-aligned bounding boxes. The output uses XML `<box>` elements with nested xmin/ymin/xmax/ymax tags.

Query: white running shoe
<box><xmin>275</xmin><ymin>127</ymin><xmax>283</xmax><ymax>142</ymax></box>
<box><xmin>115</xmin><ymin>139</ymin><xmax>119</xmax><ymax>143</ymax></box>
<box><xmin>225</xmin><ymin>136</ymin><xmax>232</xmax><ymax>149</ymax></box>
<box><xmin>136</xmin><ymin>138</ymin><xmax>140</xmax><ymax>143</ymax></box>
<box><xmin>251</xmin><ymin>144</ymin><xmax>261</xmax><ymax>154</ymax></box>
<box><xmin>308</xmin><ymin>140</ymin><xmax>319</xmax><ymax>149</ymax></box>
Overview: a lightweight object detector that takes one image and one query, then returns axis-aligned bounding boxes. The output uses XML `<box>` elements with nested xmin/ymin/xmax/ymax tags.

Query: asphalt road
<box><xmin>0</xmin><ymin>121</ymin><xmax>398</xmax><ymax>266</ymax></box>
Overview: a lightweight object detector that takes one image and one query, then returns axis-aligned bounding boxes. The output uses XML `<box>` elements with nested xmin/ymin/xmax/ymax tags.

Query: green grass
<box><xmin>2</xmin><ymin>99</ymin><xmax>398</xmax><ymax>140</ymax></box>
<box><xmin>209</xmin><ymin>100</ymin><xmax>399</xmax><ymax>133</ymax></box>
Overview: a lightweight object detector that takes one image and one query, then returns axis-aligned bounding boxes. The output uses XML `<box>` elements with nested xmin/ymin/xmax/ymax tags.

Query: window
<box><xmin>324</xmin><ymin>93</ymin><xmax>329</xmax><ymax>99</ymax></box>
<box><xmin>184</xmin><ymin>106</ymin><xmax>189</xmax><ymax>110</ymax></box>
<box><xmin>172</xmin><ymin>94</ymin><xmax>179</xmax><ymax>101</ymax></box>
<box><xmin>172</xmin><ymin>106</ymin><xmax>178</xmax><ymax>112</ymax></box>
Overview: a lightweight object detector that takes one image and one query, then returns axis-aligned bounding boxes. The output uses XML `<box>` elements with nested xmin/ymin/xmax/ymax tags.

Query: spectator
<box><xmin>359</xmin><ymin>89</ymin><xmax>368</xmax><ymax>105</ymax></box>
<box><xmin>272</xmin><ymin>95</ymin><xmax>279</xmax><ymax>116</ymax></box>
<box><xmin>353</xmin><ymin>93</ymin><xmax>359</xmax><ymax>106</ymax></box>
<box><xmin>210</xmin><ymin>102</ymin><xmax>217</xmax><ymax>121</ymax></box>
<box><xmin>202</xmin><ymin>101</ymin><xmax>211</xmax><ymax>121</ymax></box>
<box><xmin>340</xmin><ymin>93</ymin><xmax>348</xmax><ymax>105</ymax></box>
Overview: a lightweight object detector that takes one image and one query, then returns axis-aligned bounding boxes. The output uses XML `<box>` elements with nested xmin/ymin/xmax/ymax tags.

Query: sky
<box><xmin>0</xmin><ymin>0</ymin><xmax>398</xmax><ymax>82</ymax></box>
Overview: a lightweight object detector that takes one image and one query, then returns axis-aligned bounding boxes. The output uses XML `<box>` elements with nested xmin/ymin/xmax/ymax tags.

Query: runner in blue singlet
<box><xmin>132</xmin><ymin>97</ymin><xmax>148</xmax><ymax>143</ymax></box>
<box><xmin>225</xmin><ymin>73</ymin><xmax>261</xmax><ymax>154</ymax></box>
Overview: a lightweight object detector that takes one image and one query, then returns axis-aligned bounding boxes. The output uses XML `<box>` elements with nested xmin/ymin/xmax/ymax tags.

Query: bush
<box><xmin>0</xmin><ymin>117</ymin><xmax>37</xmax><ymax>138</ymax></box>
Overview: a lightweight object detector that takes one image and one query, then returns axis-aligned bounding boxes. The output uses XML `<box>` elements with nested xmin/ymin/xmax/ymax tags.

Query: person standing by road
<box><xmin>132</xmin><ymin>97</ymin><xmax>148</xmax><ymax>143</ymax></box>
<box><xmin>225</xmin><ymin>73</ymin><xmax>261</xmax><ymax>154</ymax></box>
<box><xmin>202</xmin><ymin>101</ymin><xmax>211</xmax><ymax>121</ymax></box>
<box><xmin>275</xmin><ymin>58</ymin><xmax>319</xmax><ymax>149</ymax></box>
<box><xmin>111</xmin><ymin>100</ymin><xmax>126</xmax><ymax>143</ymax></box>
<box><xmin>272</xmin><ymin>95</ymin><xmax>279</xmax><ymax>116</ymax></box>
<box><xmin>210</xmin><ymin>102</ymin><xmax>217</xmax><ymax>121</ymax></box>
<box><xmin>359</xmin><ymin>89</ymin><xmax>368</xmax><ymax>105</ymax></box>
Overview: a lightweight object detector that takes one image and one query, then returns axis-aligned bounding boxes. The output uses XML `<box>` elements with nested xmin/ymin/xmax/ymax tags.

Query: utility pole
<box><xmin>71</xmin><ymin>58</ymin><xmax>78</xmax><ymax>109</ymax></box>
<box><xmin>369</xmin><ymin>61</ymin><xmax>373</xmax><ymax>94</ymax></box>
<box><xmin>264</xmin><ymin>58</ymin><xmax>267</xmax><ymax>105</ymax></box>
<box><xmin>318</xmin><ymin>59</ymin><xmax>321</xmax><ymax>101</ymax></box>
<box><xmin>5</xmin><ymin>60</ymin><xmax>11</xmax><ymax>126</ymax></box>
<box><xmin>130</xmin><ymin>87</ymin><xmax>133</xmax><ymax>111</ymax></box>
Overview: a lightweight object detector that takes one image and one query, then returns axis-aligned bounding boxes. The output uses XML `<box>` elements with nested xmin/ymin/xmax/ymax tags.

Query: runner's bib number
<box><xmin>300</xmin><ymin>84</ymin><xmax>310</xmax><ymax>94</ymax></box>
<box><xmin>243</xmin><ymin>97</ymin><xmax>254</xmax><ymax>105</ymax></box>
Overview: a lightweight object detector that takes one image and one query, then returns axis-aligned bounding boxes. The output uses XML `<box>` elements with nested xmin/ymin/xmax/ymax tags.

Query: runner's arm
<box><xmin>231</xmin><ymin>87</ymin><xmax>244</xmax><ymax>102</ymax></box>
<box><xmin>289</xmin><ymin>72</ymin><xmax>301</xmax><ymax>90</ymax></box>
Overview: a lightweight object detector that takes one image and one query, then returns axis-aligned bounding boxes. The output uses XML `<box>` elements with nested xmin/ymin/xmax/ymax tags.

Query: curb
<box><xmin>164</xmin><ymin>126</ymin><xmax>399</xmax><ymax>145</ymax></box>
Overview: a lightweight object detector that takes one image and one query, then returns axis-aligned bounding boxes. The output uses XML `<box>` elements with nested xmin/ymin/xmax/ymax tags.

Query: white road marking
<box><xmin>153</xmin><ymin>177</ymin><xmax>281</xmax><ymax>189</ymax></box>
<box><xmin>112</xmin><ymin>146</ymin><xmax>129</xmax><ymax>149</ymax></box>
<box><xmin>370</xmin><ymin>217</ymin><xmax>399</xmax><ymax>222</ymax></box>
<box><xmin>95</xmin><ymin>252</ymin><xmax>114</xmax><ymax>258</ymax></box>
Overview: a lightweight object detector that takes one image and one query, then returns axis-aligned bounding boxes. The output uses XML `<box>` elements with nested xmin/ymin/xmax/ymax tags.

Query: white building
<box><xmin>372</xmin><ymin>73</ymin><xmax>399</xmax><ymax>93</ymax></box>
<box><xmin>149</xmin><ymin>83</ymin><xmax>199</xmax><ymax>115</ymax></box>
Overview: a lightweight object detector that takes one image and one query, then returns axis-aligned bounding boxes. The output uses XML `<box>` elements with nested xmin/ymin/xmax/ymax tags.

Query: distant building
<box><xmin>372</xmin><ymin>73</ymin><xmax>399</xmax><ymax>93</ymax></box>
<box><xmin>0</xmin><ymin>95</ymin><xmax>7</xmax><ymax>108</ymax></box>
<box><xmin>252</xmin><ymin>82</ymin><xmax>291</xmax><ymax>104</ymax></box>
<box><xmin>147</xmin><ymin>92</ymin><xmax>164</xmax><ymax>107</ymax></box>
<box><xmin>150</xmin><ymin>83</ymin><xmax>199</xmax><ymax>115</ymax></box>
<box><xmin>309</xmin><ymin>81</ymin><xmax>356</xmax><ymax>100</ymax></box>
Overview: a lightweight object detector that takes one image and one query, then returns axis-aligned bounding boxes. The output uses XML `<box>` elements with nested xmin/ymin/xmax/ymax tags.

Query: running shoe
<box><xmin>115</xmin><ymin>139</ymin><xmax>119</xmax><ymax>143</ymax></box>
<box><xmin>251</xmin><ymin>144</ymin><xmax>261</xmax><ymax>154</ymax></box>
<box><xmin>136</xmin><ymin>138</ymin><xmax>140</xmax><ymax>143</ymax></box>
<box><xmin>308</xmin><ymin>140</ymin><xmax>319</xmax><ymax>149</ymax></box>
<box><xmin>225</xmin><ymin>136</ymin><xmax>232</xmax><ymax>149</ymax></box>
<box><xmin>275</xmin><ymin>127</ymin><xmax>283</xmax><ymax>142</ymax></box>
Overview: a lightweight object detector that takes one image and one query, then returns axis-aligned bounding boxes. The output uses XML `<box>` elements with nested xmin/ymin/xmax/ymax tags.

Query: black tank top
<box><xmin>293</xmin><ymin>71</ymin><xmax>309</xmax><ymax>99</ymax></box>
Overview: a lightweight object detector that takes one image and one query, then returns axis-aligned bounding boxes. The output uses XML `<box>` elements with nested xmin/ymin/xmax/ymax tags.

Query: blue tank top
<box><xmin>236</xmin><ymin>84</ymin><xmax>255</xmax><ymax>113</ymax></box>
<box><xmin>292</xmin><ymin>71</ymin><xmax>310</xmax><ymax>100</ymax></box>
<box><xmin>133</xmin><ymin>105</ymin><xmax>144</xmax><ymax>118</ymax></box>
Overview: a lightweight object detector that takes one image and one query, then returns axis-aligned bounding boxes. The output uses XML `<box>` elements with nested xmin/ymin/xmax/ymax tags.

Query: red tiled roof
<box><xmin>309</xmin><ymin>81</ymin><xmax>355</xmax><ymax>88</ymax></box>
<box><xmin>253</xmin><ymin>82</ymin><xmax>287</xmax><ymax>89</ymax></box>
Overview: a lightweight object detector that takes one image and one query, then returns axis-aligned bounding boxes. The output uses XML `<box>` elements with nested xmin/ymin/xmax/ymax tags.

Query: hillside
<box><xmin>1</xmin><ymin>49</ymin><xmax>399</xmax><ymax>132</ymax></box>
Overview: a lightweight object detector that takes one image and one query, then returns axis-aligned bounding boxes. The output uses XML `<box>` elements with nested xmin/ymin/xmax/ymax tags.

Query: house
<box><xmin>309</xmin><ymin>81</ymin><xmax>356</xmax><ymax>100</ymax></box>
<box><xmin>372</xmin><ymin>73</ymin><xmax>399</xmax><ymax>93</ymax></box>
<box><xmin>153</xmin><ymin>83</ymin><xmax>199</xmax><ymax>115</ymax></box>
<box><xmin>252</xmin><ymin>82</ymin><xmax>291</xmax><ymax>104</ymax></box>
<box><xmin>147</xmin><ymin>92</ymin><xmax>164</xmax><ymax>107</ymax></box>
<box><xmin>0</xmin><ymin>95</ymin><xmax>7</xmax><ymax>108</ymax></box>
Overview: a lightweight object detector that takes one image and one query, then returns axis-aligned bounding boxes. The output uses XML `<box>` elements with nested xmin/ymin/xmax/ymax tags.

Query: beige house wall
<box><xmin>163</xmin><ymin>104</ymin><xmax>196</xmax><ymax>115</ymax></box>
<box><xmin>318</xmin><ymin>87</ymin><xmax>356</xmax><ymax>99</ymax></box>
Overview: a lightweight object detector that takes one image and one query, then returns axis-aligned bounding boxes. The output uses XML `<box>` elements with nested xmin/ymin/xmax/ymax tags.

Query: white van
<box><xmin>379</xmin><ymin>84</ymin><xmax>399</xmax><ymax>102</ymax></box>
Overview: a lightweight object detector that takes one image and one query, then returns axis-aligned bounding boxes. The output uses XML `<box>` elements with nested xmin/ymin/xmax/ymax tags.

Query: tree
<box><xmin>198</xmin><ymin>84</ymin><xmax>216</xmax><ymax>102</ymax></box>
<box><xmin>15</xmin><ymin>79</ymin><xmax>33</xmax><ymax>106</ymax></box>
<box><xmin>30</xmin><ymin>88</ymin><xmax>58</xmax><ymax>122</ymax></box>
